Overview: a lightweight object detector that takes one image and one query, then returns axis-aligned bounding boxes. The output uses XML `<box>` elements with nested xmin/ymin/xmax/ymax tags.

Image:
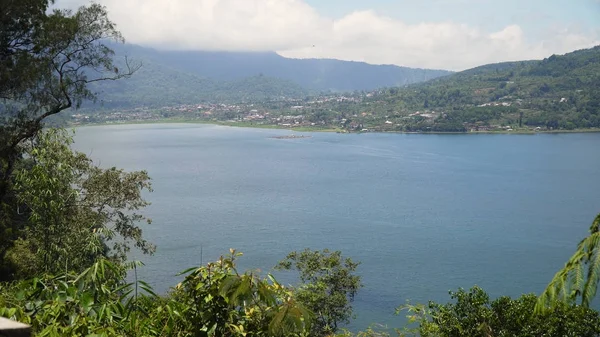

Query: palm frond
<box><xmin>582</xmin><ymin>248</ymin><xmax>600</xmax><ymax>307</ymax></box>
<box><xmin>536</xmin><ymin>213</ymin><xmax>600</xmax><ymax>312</ymax></box>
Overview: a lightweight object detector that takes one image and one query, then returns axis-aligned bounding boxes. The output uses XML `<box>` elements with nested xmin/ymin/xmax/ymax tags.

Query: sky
<box><xmin>54</xmin><ymin>0</ymin><xmax>600</xmax><ymax>71</ymax></box>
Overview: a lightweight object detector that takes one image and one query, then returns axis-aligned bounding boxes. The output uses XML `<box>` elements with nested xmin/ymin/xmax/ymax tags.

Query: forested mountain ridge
<box><xmin>81</xmin><ymin>45</ymin><xmax>600</xmax><ymax>133</ymax></box>
<box><xmin>89</xmin><ymin>57</ymin><xmax>311</xmax><ymax>108</ymax></box>
<box><xmin>338</xmin><ymin>45</ymin><xmax>600</xmax><ymax>132</ymax></box>
<box><xmin>86</xmin><ymin>43</ymin><xmax>452</xmax><ymax>108</ymax></box>
<box><xmin>112</xmin><ymin>43</ymin><xmax>452</xmax><ymax>90</ymax></box>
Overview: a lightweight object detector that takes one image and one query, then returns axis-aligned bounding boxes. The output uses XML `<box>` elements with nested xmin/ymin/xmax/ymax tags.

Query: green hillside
<box><xmin>88</xmin><ymin>58</ymin><xmax>311</xmax><ymax>108</ymax></box>
<box><xmin>81</xmin><ymin>45</ymin><xmax>600</xmax><ymax>133</ymax></box>
<box><xmin>83</xmin><ymin>43</ymin><xmax>452</xmax><ymax>109</ymax></box>
<box><xmin>323</xmin><ymin>46</ymin><xmax>600</xmax><ymax>132</ymax></box>
<box><xmin>108</xmin><ymin>43</ymin><xmax>452</xmax><ymax>92</ymax></box>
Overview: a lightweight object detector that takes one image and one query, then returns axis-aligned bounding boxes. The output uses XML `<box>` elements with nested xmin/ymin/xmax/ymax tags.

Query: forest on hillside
<box><xmin>78</xmin><ymin>46</ymin><xmax>600</xmax><ymax>133</ymax></box>
<box><xmin>329</xmin><ymin>46</ymin><xmax>600</xmax><ymax>132</ymax></box>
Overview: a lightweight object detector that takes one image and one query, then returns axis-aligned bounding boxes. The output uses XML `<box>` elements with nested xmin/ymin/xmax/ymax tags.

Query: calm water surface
<box><xmin>73</xmin><ymin>124</ymin><xmax>600</xmax><ymax>330</ymax></box>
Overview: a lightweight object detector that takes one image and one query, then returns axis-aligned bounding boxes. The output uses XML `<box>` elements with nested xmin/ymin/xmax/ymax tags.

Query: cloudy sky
<box><xmin>54</xmin><ymin>0</ymin><xmax>600</xmax><ymax>71</ymax></box>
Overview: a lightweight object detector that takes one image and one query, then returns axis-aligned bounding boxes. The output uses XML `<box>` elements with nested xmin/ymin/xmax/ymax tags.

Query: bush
<box><xmin>398</xmin><ymin>286</ymin><xmax>600</xmax><ymax>337</ymax></box>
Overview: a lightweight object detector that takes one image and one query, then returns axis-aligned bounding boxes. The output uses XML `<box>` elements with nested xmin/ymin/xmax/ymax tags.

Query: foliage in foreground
<box><xmin>276</xmin><ymin>248</ymin><xmax>362</xmax><ymax>336</ymax></box>
<box><xmin>2</xmin><ymin>129</ymin><xmax>154</xmax><ymax>280</ymax></box>
<box><xmin>1</xmin><ymin>0</ymin><xmax>139</xmax><ymax>280</ymax></box>
<box><xmin>400</xmin><ymin>287</ymin><xmax>600</xmax><ymax>337</ymax></box>
<box><xmin>0</xmin><ymin>250</ymin><xmax>313</xmax><ymax>337</ymax></box>
<box><xmin>537</xmin><ymin>213</ymin><xmax>600</xmax><ymax>310</ymax></box>
<box><xmin>338</xmin><ymin>286</ymin><xmax>600</xmax><ymax>337</ymax></box>
<box><xmin>1</xmin><ymin>0</ymin><xmax>137</xmax><ymax>203</ymax></box>
<box><xmin>0</xmin><ymin>259</ymin><xmax>138</xmax><ymax>336</ymax></box>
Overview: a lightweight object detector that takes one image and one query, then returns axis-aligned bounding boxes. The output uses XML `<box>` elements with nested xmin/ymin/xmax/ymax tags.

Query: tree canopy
<box><xmin>276</xmin><ymin>249</ymin><xmax>362</xmax><ymax>336</ymax></box>
<box><xmin>0</xmin><ymin>252</ymin><xmax>314</xmax><ymax>337</ymax></box>
<box><xmin>0</xmin><ymin>0</ymin><xmax>142</xmax><ymax>279</ymax></box>
<box><xmin>5</xmin><ymin>129</ymin><xmax>154</xmax><ymax>279</ymax></box>
<box><xmin>0</xmin><ymin>0</ymin><xmax>138</xmax><ymax>204</ymax></box>
<box><xmin>394</xmin><ymin>286</ymin><xmax>600</xmax><ymax>337</ymax></box>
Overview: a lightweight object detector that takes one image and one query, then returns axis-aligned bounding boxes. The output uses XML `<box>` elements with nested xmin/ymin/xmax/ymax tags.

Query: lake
<box><xmin>73</xmin><ymin>123</ymin><xmax>600</xmax><ymax>330</ymax></box>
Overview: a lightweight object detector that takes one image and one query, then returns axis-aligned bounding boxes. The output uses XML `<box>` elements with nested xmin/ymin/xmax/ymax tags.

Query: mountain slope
<box><xmin>332</xmin><ymin>46</ymin><xmax>600</xmax><ymax>131</ymax></box>
<box><xmin>90</xmin><ymin>57</ymin><xmax>310</xmax><ymax>108</ymax></box>
<box><xmin>156</xmin><ymin>51</ymin><xmax>451</xmax><ymax>91</ymax></box>
<box><xmin>110</xmin><ymin>44</ymin><xmax>452</xmax><ymax>92</ymax></box>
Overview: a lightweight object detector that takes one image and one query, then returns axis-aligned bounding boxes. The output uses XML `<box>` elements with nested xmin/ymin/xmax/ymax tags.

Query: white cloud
<box><xmin>57</xmin><ymin>0</ymin><xmax>331</xmax><ymax>51</ymax></box>
<box><xmin>55</xmin><ymin>0</ymin><xmax>599</xmax><ymax>71</ymax></box>
<box><xmin>280</xmin><ymin>11</ymin><xmax>599</xmax><ymax>70</ymax></box>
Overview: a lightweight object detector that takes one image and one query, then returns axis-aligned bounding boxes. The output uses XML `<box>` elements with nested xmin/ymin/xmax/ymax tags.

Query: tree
<box><xmin>0</xmin><ymin>259</ymin><xmax>149</xmax><ymax>336</ymax></box>
<box><xmin>397</xmin><ymin>286</ymin><xmax>600</xmax><ymax>337</ymax></box>
<box><xmin>1</xmin><ymin>251</ymin><xmax>314</xmax><ymax>337</ymax></box>
<box><xmin>4</xmin><ymin>129</ymin><xmax>154</xmax><ymax>279</ymax></box>
<box><xmin>518</xmin><ymin>110</ymin><xmax>523</xmax><ymax>127</ymax></box>
<box><xmin>536</xmin><ymin>213</ymin><xmax>600</xmax><ymax>311</ymax></box>
<box><xmin>276</xmin><ymin>249</ymin><xmax>362</xmax><ymax>336</ymax></box>
<box><xmin>0</xmin><ymin>0</ymin><xmax>139</xmax><ymax>277</ymax></box>
<box><xmin>0</xmin><ymin>0</ymin><xmax>48</xmax><ymax>99</ymax></box>
<box><xmin>157</xmin><ymin>249</ymin><xmax>313</xmax><ymax>337</ymax></box>
<box><xmin>0</xmin><ymin>0</ymin><xmax>139</xmax><ymax>204</ymax></box>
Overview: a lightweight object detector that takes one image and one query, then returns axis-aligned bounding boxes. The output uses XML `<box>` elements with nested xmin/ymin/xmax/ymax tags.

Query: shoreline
<box><xmin>71</xmin><ymin>119</ymin><xmax>600</xmax><ymax>135</ymax></box>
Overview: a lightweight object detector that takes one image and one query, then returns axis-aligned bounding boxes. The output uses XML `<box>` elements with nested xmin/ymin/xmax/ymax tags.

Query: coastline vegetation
<box><xmin>73</xmin><ymin>118</ymin><xmax>600</xmax><ymax>136</ymax></box>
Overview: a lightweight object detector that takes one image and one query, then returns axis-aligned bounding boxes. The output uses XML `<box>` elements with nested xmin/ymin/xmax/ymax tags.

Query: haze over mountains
<box><xmin>125</xmin><ymin>44</ymin><xmax>452</xmax><ymax>90</ymax></box>
<box><xmin>91</xmin><ymin>44</ymin><xmax>452</xmax><ymax>108</ymax></box>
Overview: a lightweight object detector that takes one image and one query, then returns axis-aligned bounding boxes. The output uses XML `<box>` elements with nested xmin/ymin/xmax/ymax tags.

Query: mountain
<box><xmin>322</xmin><ymin>46</ymin><xmax>600</xmax><ymax>132</ymax></box>
<box><xmin>87</xmin><ymin>44</ymin><xmax>452</xmax><ymax>108</ymax></box>
<box><xmin>91</xmin><ymin>57</ymin><xmax>310</xmax><ymax>108</ymax></box>
<box><xmin>125</xmin><ymin>45</ymin><xmax>452</xmax><ymax>91</ymax></box>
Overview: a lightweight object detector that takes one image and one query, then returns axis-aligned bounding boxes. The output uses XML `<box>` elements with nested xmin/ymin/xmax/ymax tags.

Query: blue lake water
<box><xmin>73</xmin><ymin>124</ymin><xmax>600</xmax><ymax>330</ymax></box>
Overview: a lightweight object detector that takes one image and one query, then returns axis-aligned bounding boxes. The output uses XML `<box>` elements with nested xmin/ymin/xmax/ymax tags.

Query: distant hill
<box><xmin>338</xmin><ymin>45</ymin><xmax>600</xmax><ymax>131</ymax></box>
<box><xmin>87</xmin><ymin>44</ymin><xmax>452</xmax><ymax>108</ymax></box>
<box><xmin>91</xmin><ymin>57</ymin><xmax>309</xmax><ymax>108</ymax></box>
<box><xmin>113</xmin><ymin>44</ymin><xmax>452</xmax><ymax>91</ymax></box>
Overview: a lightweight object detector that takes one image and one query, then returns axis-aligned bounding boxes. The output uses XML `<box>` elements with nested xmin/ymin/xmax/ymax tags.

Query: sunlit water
<box><xmin>73</xmin><ymin>124</ymin><xmax>600</xmax><ymax>330</ymax></box>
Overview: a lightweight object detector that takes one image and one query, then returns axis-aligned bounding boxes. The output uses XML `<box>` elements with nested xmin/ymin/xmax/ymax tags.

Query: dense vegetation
<box><xmin>2</xmin><ymin>1</ymin><xmax>600</xmax><ymax>336</ymax></box>
<box><xmin>276</xmin><ymin>249</ymin><xmax>362</xmax><ymax>335</ymax></box>
<box><xmin>0</xmin><ymin>251</ymin><xmax>315</xmax><ymax>336</ymax></box>
<box><xmin>81</xmin><ymin>45</ymin><xmax>600</xmax><ymax>133</ymax></box>
<box><xmin>90</xmin><ymin>64</ymin><xmax>312</xmax><ymax>108</ymax></box>
<box><xmin>81</xmin><ymin>43</ymin><xmax>452</xmax><ymax>108</ymax></box>
<box><xmin>0</xmin><ymin>0</ymin><xmax>142</xmax><ymax>278</ymax></box>
<box><xmin>394</xmin><ymin>287</ymin><xmax>600</xmax><ymax>337</ymax></box>
<box><xmin>318</xmin><ymin>46</ymin><xmax>600</xmax><ymax>132</ymax></box>
<box><xmin>108</xmin><ymin>44</ymin><xmax>452</xmax><ymax>91</ymax></box>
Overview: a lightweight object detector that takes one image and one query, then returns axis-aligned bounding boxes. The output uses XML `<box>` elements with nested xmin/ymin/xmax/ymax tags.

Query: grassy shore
<box><xmin>75</xmin><ymin>118</ymin><xmax>340</xmax><ymax>132</ymax></box>
<box><xmin>73</xmin><ymin>118</ymin><xmax>600</xmax><ymax>135</ymax></box>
